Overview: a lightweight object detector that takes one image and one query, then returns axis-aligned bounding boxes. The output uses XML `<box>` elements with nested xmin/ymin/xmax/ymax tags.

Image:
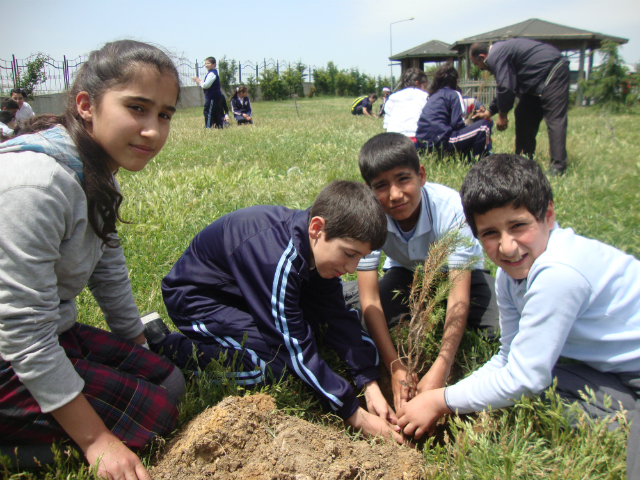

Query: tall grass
<box><xmin>2</xmin><ymin>97</ymin><xmax>637</xmax><ymax>479</ymax></box>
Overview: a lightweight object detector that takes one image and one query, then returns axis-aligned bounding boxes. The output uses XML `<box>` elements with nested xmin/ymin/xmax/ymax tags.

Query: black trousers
<box><xmin>343</xmin><ymin>267</ymin><xmax>499</xmax><ymax>339</ymax></box>
<box><xmin>514</xmin><ymin>59</ymin><xmax>570</xmax><ymax>173</ymax></box>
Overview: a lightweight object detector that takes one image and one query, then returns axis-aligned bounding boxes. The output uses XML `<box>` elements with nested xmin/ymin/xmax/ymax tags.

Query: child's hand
<box><xmin>86</xmin><ymin>431</ymin><xmax>151</xmax><ymax>480</ymax></box>
<box><xmin>416</xmin><ymin>357</ymin><xmax>450</xmax><ymax>393</ymax></box>
<box><xmin>346</xmin><ymin>407</ymin><xmax>404</xmax><ymax>444</ymax></box>
<box><xmin>391</xmin><ymin>363</ymin><xmax>417</xmax><ymax>412</ymax></box>
<box><xmin>363</xmin><ymin>380</ymin><xmax>397</xmax><ymax>424</ymax></box>
<box><xmin>397</xmin><ymin>388</ymin><xmax>451</xmax><ymax>440</ymax></box>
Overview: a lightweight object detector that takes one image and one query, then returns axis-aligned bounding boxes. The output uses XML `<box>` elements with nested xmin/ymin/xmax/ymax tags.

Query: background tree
<box><xmin>16</xmin><ymin>54</ymin><xmax>47</xmax><ymax>99</ymax></box>
<box><xmin>582</xmin><ymin>40</ymin><xmax>630</xmax><ymax>110</ymax></box>
<box><xmin>217</xmin><ymin>56</ymin><xmax>238</xmax><ymax>97</ymax></box>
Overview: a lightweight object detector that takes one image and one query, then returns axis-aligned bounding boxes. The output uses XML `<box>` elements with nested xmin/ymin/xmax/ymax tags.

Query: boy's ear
<box><xmin>308</xmin><ymin>216</ymin><xmax>326</xmax><ymax>240</ymax></box>
<box><xmin>418</xmin><ymin>164</ymin><xmax>427</xmax><ymax>186</ymax></box>
<box><xmin>544</xmin><ymin>201</ymin><xmax>556</xmax><ymax>226</ymax></box>
<box><xmin>76</xmin><ymin>91</ymin><xmax>93</xmax><ymax>123</ymax></box>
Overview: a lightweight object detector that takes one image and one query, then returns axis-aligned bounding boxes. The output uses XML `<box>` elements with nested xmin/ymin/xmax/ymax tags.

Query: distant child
<box><xmin>1</xmin><ymin>97</ymin><xmax>19</xmax><ymax>129</ymax></box>
<box><xmin>0</xmin><ymin>40</ymin><xmax>185</xmax><ymax>479</ymax></box>
<box><xmin>0</xmin><ymin>110</ymin><xmax>14</xmax><ymax>138</ymax></box>
<box><xmin>10</xmin><ymin>88</ymin><xmax>35</xmax><ymax>123</ymax></box>
<box><xmin>144</xmin><ymin>181</ymin><xmax>404</xmax><ymax>444</ymax></box>
<box><xmin>383</xmin><ymin>68</ymin><xmax>429</xmax><ymax>145</ymax></box>
<box><xmin>397</xmin><ymin>154</ymin><xmax>640</xmax><ymax>477</ymax></box>
<box><xmin>192</xmin><ymin>56</ymin><xmax>223</xmax><ymax>128</ymax></box>
<box><xmin>343</xmin><ymin>132</ymin><xmax>499</xmax><ymax>413</ymax></box>
<box><xmin>219</xmin><ymin>93</ymin><xmax>231</xmax><ymax>127</ymax></box>
<box><xmin>230</xmin><ymin>85</ymin><xmax>253</xmax><ymax>125</ymax></box>
<box><xmin>416</xmin><ymin>64</ymin><xmax>492</xmax><ymax>158</ymax></box>
<box><xmin>378</xmin><ymin>87</ymin><xmax>391</xmax><ymax>117</ymax></box>
<box><xmin>351</xmin><ymin>93</ymin><xmax>378</xmax><ymax>118</ymax></box>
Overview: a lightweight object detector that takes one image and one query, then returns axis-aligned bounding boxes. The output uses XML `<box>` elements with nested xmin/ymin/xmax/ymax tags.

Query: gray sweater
<box><xmin>0</xmin><ymin>149</ymin><xmax>143</xmax><ymax>413</ymax></box>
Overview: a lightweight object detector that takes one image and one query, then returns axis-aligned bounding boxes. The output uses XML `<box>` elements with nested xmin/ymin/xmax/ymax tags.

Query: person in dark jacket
<box><xmin>192</xmin><ymin>56</ymin><xmax>223</xmax><ymax>128</ymax></box>
<box><xmin>147</xmin><ymin>181</ymin><xmax>405</xmax><ymax>444</ymax></box>
<box><xmin>351</xmin><ymin>94</ymin><xmax>378</xmax><ymax>117</ymax></box>
<box><xmin>415</xmin><ymin>64</ymin><xmax>492</xmax><ymax>158</ymax></box>
<box><xmin>470</xmin><ymin>39</ymin><xmax>570</xmax><ymax>174</ymax></box>
<box><xmin>230</xmin><ymin>85</ymin><xmax>253</xmax><ymax>125</ymax></box>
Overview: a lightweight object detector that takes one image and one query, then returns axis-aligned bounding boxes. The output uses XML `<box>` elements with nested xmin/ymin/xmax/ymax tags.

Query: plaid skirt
<box><xmin>0</xmin><ymin>323</ymin><xmax>179</xmax><ymax>449</ymax></box>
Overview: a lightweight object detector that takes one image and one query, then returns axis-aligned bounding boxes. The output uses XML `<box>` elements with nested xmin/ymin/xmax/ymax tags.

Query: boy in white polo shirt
<box><xmin>10</xmin><ymin>88</ymin><xmax>35</xmax><ymax>123</ymax></box>
<box><xmin>343</xmin><ymin>132</ymin><xmax>499</xmax><ymax>413</ymax></box>
<box><xmin>397</xmin><ymin>154</ymin><xmax>640</xmax><ymax>478</ymax></box>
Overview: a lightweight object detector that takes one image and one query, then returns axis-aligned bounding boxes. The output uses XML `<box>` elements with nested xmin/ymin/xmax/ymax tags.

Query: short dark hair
<box><xmin>400</xmin><ymin>67</ymin><xmax>428</xmax><ymax>90</ymax></box>
<box><xmin>0</xmin><ymin>110</ymin><xmax>13</xmax><ymax>124</ymax></box>
<box><xmin>470</xmin><ymin>43</ymin><xmax>490</xmax><ymax>60</ymax></box>
<box><xmin>10</xmin><ymin>88</ymin><xmax>25</xmax><ymax>97</ymax></box>
<box><xmin>358</xmin><ymin>132</ymin><xmax>420</xmax><ymax>185</ymax></box>
<box><xmin>205</xmin><ymin>57</ymin><xmax>216</xmax><ymax>65</ymax></box>
<box><xmin>460</xmin><ymin>154</ymin><xmax>554</xmax><ymax>236</ymax></box>
<box><xmin>1</xmin><ymin>98</ymin><xmax>19</xmax><ymax>110</ymax></box>
<box><xmin>309</xmin><ymin>180</ymin><xmax>387</xmax><ymax>250</ymax></box>
<box><xmin>368</xmin><ymin>93</ymin><xmax>378</xmax><ymax>100</ymax></box>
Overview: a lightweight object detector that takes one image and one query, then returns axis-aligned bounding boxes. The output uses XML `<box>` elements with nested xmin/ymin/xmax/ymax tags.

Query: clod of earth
<box><xmin>150</xmin><ymin>394</ymin><xmax>425</xmax><ymax>479</ymax></box>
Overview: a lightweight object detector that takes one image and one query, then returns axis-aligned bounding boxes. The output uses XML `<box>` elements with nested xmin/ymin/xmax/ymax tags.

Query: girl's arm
<box><xmin>52</xmin><ymin>394</ymin><xmax>150</xmax><ymax>480</ymax></box>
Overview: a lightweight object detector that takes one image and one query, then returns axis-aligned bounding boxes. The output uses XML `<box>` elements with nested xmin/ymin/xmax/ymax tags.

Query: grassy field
<box><xmin>4</xmin><ymin>97</ymin><xmax>640</xmax><ymax>479</ymax></box>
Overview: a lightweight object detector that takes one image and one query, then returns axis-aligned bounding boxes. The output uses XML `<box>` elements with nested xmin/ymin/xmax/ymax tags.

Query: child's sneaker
<box><xmin>141</xmin><ymin>311</ymin><xmax>170</xmax><ymax>345</ymax></box>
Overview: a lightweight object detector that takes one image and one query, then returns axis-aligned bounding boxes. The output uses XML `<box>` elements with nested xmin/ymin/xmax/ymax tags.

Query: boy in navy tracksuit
<box><xmin>147</xmin><ymin>181</ymin><xmax>404</xmax><ymax>443</ymax></box>
<box><xmin>416</xmin><ymin>64</ymin><xmax>492</xmax><ymax>158</ymax></box>
<box><xmin>351</xmin><ymin>94</ymin><xmax>378</xmax><ymax>118</ymax></box>
<box><xmin>192</xmin><ymin>56</ymin><xmax>223</xmax><ymax>128</ymax></box>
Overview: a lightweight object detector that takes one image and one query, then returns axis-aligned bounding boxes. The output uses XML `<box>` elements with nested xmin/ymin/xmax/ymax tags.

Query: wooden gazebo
<box><xmin>450</xmin><ymin>18</ymin><xmax>628</xmax><ymax>106</ymax></box>
<box><xmin>389</xmin><ymin>40</ymin><xmax>459</xmax><ymax>80</ymax></box>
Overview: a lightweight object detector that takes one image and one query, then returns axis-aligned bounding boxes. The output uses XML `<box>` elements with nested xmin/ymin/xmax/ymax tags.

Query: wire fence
<box><xmin>1</xmin><ymin>54</ymin><xmax>318</xmax><ymax>96</ymax></box>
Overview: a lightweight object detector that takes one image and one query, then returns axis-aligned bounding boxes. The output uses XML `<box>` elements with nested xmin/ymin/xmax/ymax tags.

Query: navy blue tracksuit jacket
<box><xmin>416</xmin><ymin>87</ymin><xmax>466</xmax><ymax>145</ymax></box>
<box><xmin>160</xmin><ymin>206</ymin><xmax>379</xmax><ymax>419</ymax></box>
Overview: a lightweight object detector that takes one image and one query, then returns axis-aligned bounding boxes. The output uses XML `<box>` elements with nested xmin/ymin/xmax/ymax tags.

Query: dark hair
<box><xmin>309</xmin><ymin>180</ymin><xmax>387</xmax><ymax>250</ymax></box>
<box><xmin>460</xmin><ymin>154</ymin><xmax>554</xmax><ymax>236</ymax></box>
<box><xmin>400</xmin><ymin>67</ymin><xmax>428</xmax><ymax>90</ymax></box>
<box><xmin>10</xmin><ymin>88</ymin><xmax>25</xmax><ymax>97</ymax></box>
<box><xmin>368</xmin><ymin>93</ymin><xmax>378</xmax><ymax>100</ymax></box>
<box><xmin>1</xmin><ymin>98</ymin><xmax>19</xmax><ymax>110</ymax></box>
<box><xmin>205</xmin><ymin>57</ymin><xmax>216</xmax><ymax>65</ymax></box>
<box><xmin>470</xmin><ymin>43</ymin><xmax>490</xmax><ymax>60</ymax></box>
<box><xmin>358</xmin><ymin>132</ymin><xmax>420</xmax><ymax>185</ymax></box>
<box><xmin>428</xmin><ymin>64</ymin><xmax>459</xmax><ymax>96</ymax></box>
<box><xmin>17</xmin><ymin>40</ymin><xmax>180</xmax><ymax>247</ymax></box>
<box><xmin>231</xmin><ymin>85</ymin><xmax>248</xmax><ymax>100</ymax></box>
<box><xmin>0</xmin><ymin>110</ymin><xmax>13</xmax><ymax>123</ymax></box>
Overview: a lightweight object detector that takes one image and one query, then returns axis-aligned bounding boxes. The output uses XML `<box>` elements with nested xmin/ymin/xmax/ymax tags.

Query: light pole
<box><xmin>390</xmin><ymin>17</ymin><xmax>414</xmax><ymax>90</ymax></box>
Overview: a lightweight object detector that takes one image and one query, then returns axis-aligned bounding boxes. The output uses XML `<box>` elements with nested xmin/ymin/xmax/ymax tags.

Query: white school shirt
<box><xmin>15</xmin><ymin>102</ymin><xmax>35</xmax><ymax>122</ymax></box>
<box><xmin>445</xmin><ymin>225</ymin><xmax>640</xmax><ymax>414</ymax></box>
<box><xmin>357</xmin><ymin>182</ymin><xmax>484</xmax><ymax>272</ymax></box>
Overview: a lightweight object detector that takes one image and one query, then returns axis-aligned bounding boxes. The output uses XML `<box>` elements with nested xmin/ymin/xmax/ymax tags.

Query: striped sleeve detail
<box><xmin>357</xmin><ymin>250</ymin><xmax>382</xmax><ymax>271</ymax></box>
<box><xmin>270</xmin><ymin>240</ymin><xmax>343</xmax><ymax>410</ymax></box>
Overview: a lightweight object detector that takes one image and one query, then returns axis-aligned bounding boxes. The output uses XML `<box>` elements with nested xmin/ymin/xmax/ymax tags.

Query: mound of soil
<box><xmin>150</xmin><ymin>394</ymin><xmax>425</xmax><ymax>480</ymax></box>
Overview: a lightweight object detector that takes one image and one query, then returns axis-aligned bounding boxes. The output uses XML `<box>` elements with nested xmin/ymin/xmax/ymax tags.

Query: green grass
<box><xmin>3</xmin><ymin>97</ymin><xmax>638</xmax><ymax>479</ymax></box>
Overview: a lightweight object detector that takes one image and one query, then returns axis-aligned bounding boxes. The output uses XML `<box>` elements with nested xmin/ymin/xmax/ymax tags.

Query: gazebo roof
<box><xmin>450</xmin><ymin>18</ymin><xmax>628</xmax><ymax>52</ymax></box>
<box><xmin>389</xmin><ymin>40</ymin><xmax>457</xmax><ymax>61</ymax></box>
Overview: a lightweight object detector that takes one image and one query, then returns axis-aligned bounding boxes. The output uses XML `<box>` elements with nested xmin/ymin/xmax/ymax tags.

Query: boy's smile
<box><xmin>474</xmin><ymin>202</ymin><xmax>555</xmax><ymax>280</ymax></box>
<box><xmin>369</xmin><ymin>165</ymin><xmax>426</xmax><ymax>231</ymax></box>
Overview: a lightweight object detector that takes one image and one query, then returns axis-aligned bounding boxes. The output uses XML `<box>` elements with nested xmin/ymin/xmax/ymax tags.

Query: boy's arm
<box><xmin>417</xmin><ymin>270</ymin><xmax>471</xmax><ymax>393</ymax></box>
<box><xmin>357</xmin><ymin>269</ymin><xmax>416</xmax><ymax>411</ymax></box>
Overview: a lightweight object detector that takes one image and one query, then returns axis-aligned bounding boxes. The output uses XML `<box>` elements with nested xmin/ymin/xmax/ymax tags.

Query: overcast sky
<box><xmin>2</xmin><ymin>0</ymin><xmax>639</xmax><ymax>81</ymax></box>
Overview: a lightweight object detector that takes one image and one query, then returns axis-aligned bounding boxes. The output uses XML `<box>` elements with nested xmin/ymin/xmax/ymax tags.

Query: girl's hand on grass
<box><xmin>397</xmin><ymin>388</ymin><xmax>451</xmax><ymax>440</ymax></box>
<box><xmin>86</xmin><ymin>431</ymin><xmax>151</xmax><ymax>480</ymax></box>
<box><xmin>346</xmin><ymin>407</ymin><xmax>404</xmax><ymax>444</ymax></box>
<box><xmin>363</xmin><ymin>380</ymin><xmax>397</xmax><ymax>424</ymax></box>
<box><xmin>391</xmin><ymin>364</ymin><xmax>417</xmax><ymax>413</ymax></box>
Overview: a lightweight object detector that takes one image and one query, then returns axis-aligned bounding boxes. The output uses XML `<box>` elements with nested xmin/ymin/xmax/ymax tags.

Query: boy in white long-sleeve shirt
<box><xmin>397</xmin><ymin>154</ymin><xmax>640</xmax><ymax>478</ymax></box>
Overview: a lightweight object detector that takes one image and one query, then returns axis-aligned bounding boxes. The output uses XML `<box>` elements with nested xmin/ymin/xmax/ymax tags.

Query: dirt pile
<box><xmin>150</xmin><ymin>394</ymin><xmax>425</xmax><ymax>480</ymax></box>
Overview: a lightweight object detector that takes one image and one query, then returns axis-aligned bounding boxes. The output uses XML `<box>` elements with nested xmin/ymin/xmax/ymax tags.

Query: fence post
<box><xmin>264</xmin><ymin>58</ymin><xmax>266</xmax><ymax>71</ymax></box>
<box><xmin>195</xmin><ymin>60</ymin><xmax>199</xmax><ymax>79</ymax></box>
<box><xmin>11</xmin><ymin>54</ymin><xmax>18</xmax><ymax>87</ymax></box>
<box><xmin>63</xmin><ymin>56</ymin><xmax>69</xmax><ymax>90</ymax></box>
<box><xmin>256</xmin><ymin>64</ymin><xmax>258</xmax><ymax>79</ymax></box>
<box><xmin>238</xmin><ymin>60</ymin><xmax>241</xmax><ymax>83</ymax></box>
<box><xmin>277</xmin><ymin>61</ymin><xmax>279</xmax><ymax>75</ymax></box>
